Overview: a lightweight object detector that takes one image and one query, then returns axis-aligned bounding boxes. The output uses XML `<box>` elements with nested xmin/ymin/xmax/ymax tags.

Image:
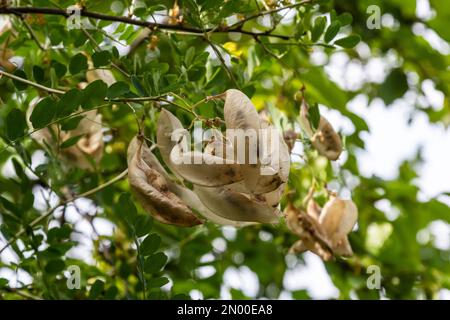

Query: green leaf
<box><xmin>6</xmin><ymin>108</ymin><xmax>27</xmax><ymax>140</ymax></box>
<box><xmin>380</xmin><ymin>68</ymin><xmax>409</xmax><ymax>105</ymax></box>
<box><xmin>51</xmin><ymin>60</ymin><xmax>67</xmax><ymax>78</ymax></box>
<box><xmin>134</xmin><ymin>215</ymin><xmax>153</xmax><ymax>237</ymax></box>
<box><xmin>30</xmin><ymin>97</ymin><xmax>57</xmax><ymax>129</ymax></box>
<box><xmin>309</xmin><ymin>103</ymin><xmax>321</xmax><ymax>130</ymax></box>
<box><xmin>0</xmin><ymin>278</ymin><xmax>8</xmax><ymax>288</ymax></box>
<box><xmin>334</xmin><ymin>35</ymin><xmax>361</xmax><ymax>48</ymax></box>
<box><xmin>324</xmin><ymin>21</ymin><xmax>341</xmax><ymax>43</ymax></box>
<box><xmin>337</xmin><ymin>12</ymin><xmax>353</xmax><ymax>26</ymax></box>
<box><xmin>92</xmin><ymin>51</ymin><xmax>112</xmax><ymax>68</ymax></box>
<box><xmin>89</xmin><ymin>280</ymin><xmax>105</xmax><ymax>299</ymax></box>
<box><xmin>57</xmin><ymin>89</ymin><xmax>82</xmax><ymax>117</ymax></box>
<box><xmin>148</xmin><ymin>276</ymin><xmax>169</xmax><ymax>288</ymax></box>
<box><xmin>12</xmin><ymin>69</ymin><xmax>28</xmax><ymax>90</ymax></box>
<box><xmin>131</xmin><ymin>75</ymin><xmax>147</xmax><ymax>96</ymax></box>
<box><xmin>60</xmin><ymin>134</ymin><xmax>83</xmax><ymax>149</ymax></box>
<box><xmin>140</xmin><ymin>233</ymin><xmax>161</xmax><ymax>256</ymax></box>
<box><xmin>144</xmin><ymin>252</ymin><xmax>168</xmax><ymax>274</ymax></box>
<box><xmin>69</xmin><ymin>53</ymin><xmax>88</xmax><ymax>75</ymax></box>
<box><xmin>185</xmin><ymin>47</ymin><xmax>196</xmax><ymax>66</ymax></box>
<box><xmin>107</xmin><ymin>81</ymin><xmax>130</xmax><ymax>99</ymax></box>
<box><xmin>33</xmin><ymin>65</ymin><xmax>45</xmax><ymax>84</ymax></box>
<box><xmin>104</xmin><ymin>285</ymin><xmax>118</xmax><ymax>299</ymax></box>
<box><xmin>119</xmin><ymin>193</ymin><xmax>138</xmax><ymax>225</ymax></box>
<box><xmin>81</xmin><ymin>80</ymin><xmax>107</xmax><ymax>109</ymax></box>
<box><xmin>45</xmin><ymin>259</ymin><xmax>65</xmax><ymax>274</ymax></box>
<box><xmin>61</xmin><ymin>116</ymin><xmax>84</xmax><ymax>131</ymax></box>
<box><xmin>311</xmin><ymin>16</ymin><xmax>327</xmax><ymax>42</ymax></box>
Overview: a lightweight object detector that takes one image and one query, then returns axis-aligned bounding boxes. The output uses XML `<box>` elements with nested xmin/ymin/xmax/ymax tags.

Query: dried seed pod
<box><xmin>27</xmin><ymin>100</ymin><xmax>103</xmax><ymax>170</ymax></box>
<box><xmin>61</xmin><ymin>110</ymin><xmax>104</xmax><ymax>170</ymax></box>
<box><xmin>86</xmin><ymin>58</ymin><xmax>116</xmax><ymax>86</ymax></box>
<box><xmin>157</xmin><ymin>109</ymin><xmax>243</xmax><ymax>186</ymax></box>
<box><xmin>0</xmin><ymin>20</ymin><xmax>17</xmax><ymax>72</ymax></box>
<box><xmin>219</xmin><ymin>90</ymin><xmax>289</xmax><ymax>194</ymax></box>
<box><xmin>223</xmin><ymin>89</ymin><xmax>261</xmax><ymax>132</ymax></box>
<box><xmin>127</xmin><ymin>136</ymin><xmax>203</xmax><ymax>227</ymax></box>
<box><xmin>319</xmin><ymin>196</ymin><xmax>358</xmax><ymax>256</ymax></box>
<box><xmin>299</xmin><ymin>101</ymin><xmax>342</xmax><ymax>161</ymax></box>
<box><xmin>311</xmin><ymin>117</ymin><xmax>342</xmax><ymax>161</ymax></box>
<box><xmin>285</xmin><ymin>203</ymin><xmax>333</xmax><ymax>261</ymax></box>
<box><xmin>247</xmin><ymin>119</ymin><xmax>290</xmax><ymax>194</ymax></box>
<box><xmin>128</xmin><ymin>136</ymin><xmax>250</xmax><ymax>227</ymax></box>
<box><xmin>193</xmin><ymin>184</ymin><xmax>281</xmax><ymax>224</ymax></box>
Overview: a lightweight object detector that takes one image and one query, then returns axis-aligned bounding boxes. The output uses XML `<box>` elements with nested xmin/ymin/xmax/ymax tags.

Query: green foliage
<box><xmin>0</xmin><ymin>0</ymin><xmax>449</xmax><ymax>301</ymax></box>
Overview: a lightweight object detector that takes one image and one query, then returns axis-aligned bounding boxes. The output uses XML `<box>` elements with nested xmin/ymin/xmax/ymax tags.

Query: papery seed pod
<box><xmin>319</xmin><ymin>196</ymin><xmax>358</xmax><ymax>256</ymax></box>
<box><xmin>128</xmin><ymin>136</ymin><xmax>250</xmax><ymax>227</ymax></box>
<box><xmin>127</xmin><ymin>136</ymin><xmax>203</xmax><ymax>227</ymax></box>
<box><xmin>299</xmin><ymin>100</ymin><xmax>342</xmax><ymax>161</ymax></box>
<box><xmin>311</xmin><ymin>117</ymin><xmax>342</xmax><ymax>161</ymax></box>
<box><xmin>86</xmin><ymin>59</ymin><xmax>116</xmax><ymax>86</ymax></box>
<box><xmin>220</xmin><ymin>89</ymin><xmax>290</xmax><ymax>194</ymax></box>
<box><xmin>26</xmin><ymin>99</ymin><xmax>104</xmax><ymax>170</ymax></box>
<box><xmin>157</xmin><ymin>109</ymin><xmax>243</xmax><ymax>186</ymax></box>
<box><xmin>61</xmin><ymin>110</ymin><xmax>104</xmax><ymax>170</ymax></box>
<box><xmin>319</xmin><ymin>196</ymin><xmax>358</xmax><ymax>238</ymax></box>
<box><xmin>285</xmin><ymin>203</ymin><xmax>333</xmax><ymax>261</ymax></box>
<box><xmin>246</xmin><ymin>119</ymin><xmax>290</xmax><ymax>194</ymax></box>
<box><xmin>193</xmin><ymin>184</ymin><xmax>281</xmax><ymax>224</ymax></box>
<box><xmin>0</xmin><ymin>21</ymin><xmax>17</xmax><ymax>72</ymax></box>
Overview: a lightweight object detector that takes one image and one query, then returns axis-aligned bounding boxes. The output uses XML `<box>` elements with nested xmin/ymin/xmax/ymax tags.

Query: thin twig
<box><xmin>0</xmin><ymin>69</ymin><xmax>65</xmax><ymax>94</ymax></box>
<box><xmin>0</xmin><ymin>6</ymin><xmax>296</xmax><ymax>40</ymax></box>
<box><xmin>228</xmin><ymin>0</ymin><xmax>313</xmax><ymax>30</ymax></box>
<box><xmin>204</xmin><ymin>36</ymin><xmax>240</xmax><ymax>89</ymax></box>
<box><xmin>19</xmin><ymin>15</ymin><xmax>47</xmax><ymax>50</ymax></box>
<box><xmin>0</xmin><ymin>168</ymin><xmax>128</xmax><ymax>255</ymax></box>
<box><xmin>81</xmin><ymin>27</ymin><xmax>130</xmax><ymax>78</ymax></box>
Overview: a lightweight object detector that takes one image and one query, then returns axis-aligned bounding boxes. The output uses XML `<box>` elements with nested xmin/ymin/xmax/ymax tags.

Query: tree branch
<box><xmin>0</xmin><ymin>6</ymin><xmax>300</xmax><ymax>40</ymax></box>
<box><xmin>0</xmin><ymin>168</ymin><xmax>129</xmax><ymax>255</ymax></box>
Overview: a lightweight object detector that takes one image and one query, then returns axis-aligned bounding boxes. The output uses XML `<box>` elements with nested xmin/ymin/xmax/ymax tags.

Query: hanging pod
<box><xmin>285</xmin><ymin>203</ymin><xmax>333</xmax><ymax>261</ymax></box>
<box><xmin>27</xmin><ymin>99</ymin><xmax>104</xmax><ymax>171</ymax></box>
<box><xmin>127</xmin><ymin>136</ymin><xmax>251</xmax><ymax>227</ymax></box>
<box><xmin>127</xmin><ymin>136</ymin><xmax>203</xmax><ymax>227</ymax></box>
<box><xmin>218</xmin><ymin>89</ymin><xmax>289</xmax><ymax>194</ymax></box>
<box><xmin>319</xmin><ymin>196</ymin><xmax>358</xmax><ymax>256</ymax></box>
<box><xmin>299</xmin><ymin>100</ymin><xmax>342</xmax><ymax>161</ymax></box>
<box><xmin>157</xmin><ymin>109</ymin><xmax>244</xmax><ymax>187</ymax></box>
<box><xmin>193</xmin><ymin>184</ymin><xmax>281</xmax><ymax>224</ymax></box>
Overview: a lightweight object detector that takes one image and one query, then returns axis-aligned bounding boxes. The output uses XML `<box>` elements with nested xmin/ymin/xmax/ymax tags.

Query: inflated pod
<box><xmin>299</xmin><ymin>100</ymin><xmax>342</xmax><ymax>161</ymax></box>
<box><xmin>128</xmin><ymin>137</ymin><xmax>251</xmax><ymax>227</ymax></box>
<box><xmin>127</xmin><ymin>136</ymin><xmax>203</xmax><ymax>227</ymax></box>
<box><xmin>27</xmin><ymin>99</ymin><xmax>103</xmax><ymax>171</ymax></box>
<box><xmin>193</xmin><ymin>184</ymin><xmax>281</xmax><ymax>224</ymax></box>
<box><xmin>157</xmin><ymin>109</ymin><xmax>244</xmax><ymax>186</ymax></box>
<box><xmin>319</xmin><ymin>196</ymin><xmax>358</xmax><ymax>256</ymax></box>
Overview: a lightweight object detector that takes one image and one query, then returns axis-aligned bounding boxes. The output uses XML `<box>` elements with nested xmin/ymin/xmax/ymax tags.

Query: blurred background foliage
<box><xmin>0</xmin><ymin>0</ymin><xmax>449</xmax><ymax>300</ymax></box>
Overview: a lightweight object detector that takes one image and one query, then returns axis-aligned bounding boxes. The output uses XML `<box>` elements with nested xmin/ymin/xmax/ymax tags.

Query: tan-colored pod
<box><xmin>86</xmin><ymin>59</ymin><xmax>116</xmax><ymax>86</ymax></box>
<box><xmin>61</xmin><ymin>110</ymin><xmax>104</xmax><ymax>170</ymax></box>
<box><xmin>246</xmin><ymin>119</ymin><xmax>290</xmax><ymax>194</ymax></box>
<box><xmin>223</xmin><ymin>89</ymin><xmax>261</xmax><ymax>131</ymax></box>
<box><xmin>299</xmin><ymin>101</ymin><xmax>342</xmax><ymax>161</ymax></box>
<box><xmin>193</xmin><ymin>184</ymin><xmax>281</xmax><ymax>224</ymax></box>
<box><xmin>127</xmin><ymin>136</ymin><xmax>203</xmax><ymax>227</ymax></box>
<box><xmin>157</xmin><ymin>109</ymin><xmax>243</xmax><ymax>186</ymax></box>
<box><xmin>26</xmin><ymin>99</ymin><xmax>103</xmax><ymax>170</ymax></box>
<box><xmin>128</xmin><ymin>137</ymin><xmax>250</xmax><ymax>227</ymax></box>
<box><xmin>0</xmin><ymin>20</ymin><xmax>17</xmax><ymax>72</ymax></box>
<box><xmin>319</xmin><ymin>196</ymin><xmax>358</xmax><ymax>256</ymax></box>
<box><xmin>285</xmin><ymin>203</ymin><xmax>333</xmax><ymax>261</ymax></box>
